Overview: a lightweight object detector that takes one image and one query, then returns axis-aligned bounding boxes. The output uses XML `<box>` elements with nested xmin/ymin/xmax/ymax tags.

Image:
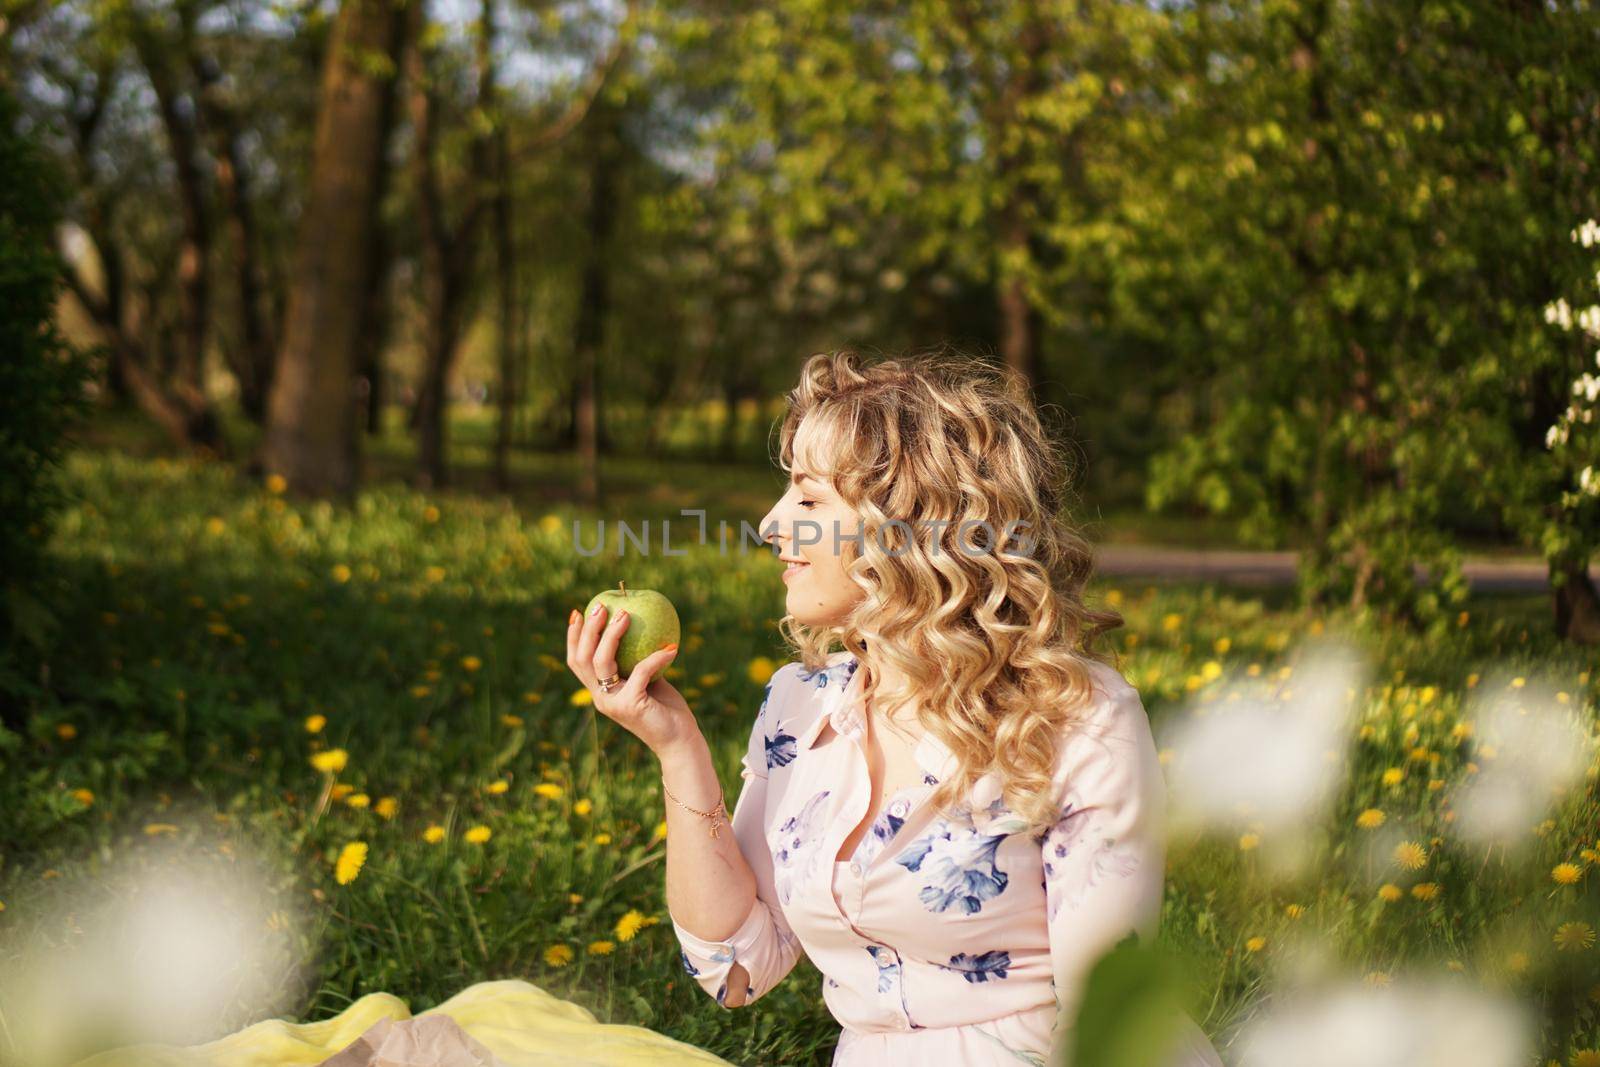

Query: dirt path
<box><xmin>1093</xmin><ymin>545</ymin><xmax>1594</xmax><ymax>593</ymax></box>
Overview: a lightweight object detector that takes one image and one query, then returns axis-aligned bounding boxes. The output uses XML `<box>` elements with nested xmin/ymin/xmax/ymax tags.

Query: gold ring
<box><xmin>597</xmin><ymin>672</ymin><xmax>622</xmax><ymax>693</ymax></box>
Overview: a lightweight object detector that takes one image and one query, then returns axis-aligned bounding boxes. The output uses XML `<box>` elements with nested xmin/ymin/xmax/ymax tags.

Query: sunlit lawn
<box><xmin>2</xmin><ymin>437</ymin><xmax>1597</xmax><ymax>1066</ymax></box>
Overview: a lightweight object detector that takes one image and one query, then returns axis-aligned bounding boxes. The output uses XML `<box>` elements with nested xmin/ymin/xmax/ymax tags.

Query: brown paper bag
<box><xmin>318</xmin><ymin>1016</ymin><xmax>507</xmax><ymax>1067</ymax></box>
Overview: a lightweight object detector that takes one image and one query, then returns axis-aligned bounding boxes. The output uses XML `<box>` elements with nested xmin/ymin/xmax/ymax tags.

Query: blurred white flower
<box><xmin>1446</xmin><ymin>672</ymin><xmax>1594</xmax><ymax>853</ymax></box>
<box><xmin>1161</xmin><ymin>640</ymin><xmax>1365</xmax><ymax>847</ymax></box>
<box><xmin>1234</xmin><ymin>976</ymin><xmax>1534</xmax><ymax>1067</ymax></box>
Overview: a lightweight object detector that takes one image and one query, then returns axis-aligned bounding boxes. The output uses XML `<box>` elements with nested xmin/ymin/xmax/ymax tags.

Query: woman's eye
<box><xmin>799</xmin><ymin>500</ymin><xmax>817</xmax><ymax>509</ymax></box>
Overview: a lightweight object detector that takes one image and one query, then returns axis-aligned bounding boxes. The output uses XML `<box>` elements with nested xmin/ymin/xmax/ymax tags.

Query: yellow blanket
<box><xmin>72</xmin><ymin>980</ymin><xmax>732</xmax><ymax>1067</ymax></box>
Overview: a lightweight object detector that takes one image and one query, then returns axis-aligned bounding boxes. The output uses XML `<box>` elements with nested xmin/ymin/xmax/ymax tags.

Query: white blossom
<box><xmin>1544</xmin><ymin>298</ymin><xmax>1573</xmax><ymax>329</ymax></box>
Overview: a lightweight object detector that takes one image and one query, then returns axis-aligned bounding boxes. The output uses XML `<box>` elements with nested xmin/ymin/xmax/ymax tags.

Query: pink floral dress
<box><xmin>670</xmin><ymin>650</ymin><xmax>1225</xmax><ymax>1067</ymax></box>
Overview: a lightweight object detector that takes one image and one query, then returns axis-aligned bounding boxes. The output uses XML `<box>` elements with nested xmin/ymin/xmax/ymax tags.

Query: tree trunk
<box><xmin>1552</xmin><ymin>554</ymin><xmax>1600</xmax><ymax>645</ymax></box>
<box><xmin>261</xmin><ymin>0</ymin><xmax>408</xmax><ymax>496</ymax></box>
<box><xmin>189</xmin><ymin>41</ymin><xmax>276</xmax><ymax>422</ymax></box>
<box><xmin>408</xmin><ymin>0</ymin><xmax>497</xmax><ymax>489</ymax></box>
<box><xmin>492</xmin><ymin>118</ymin><xmax>518</xmax><ymax>491</ymax></box>
<box><xmin>572</xmin><ymin>102</ymin><xmax>619</xmax><ymax>506</ymax></box>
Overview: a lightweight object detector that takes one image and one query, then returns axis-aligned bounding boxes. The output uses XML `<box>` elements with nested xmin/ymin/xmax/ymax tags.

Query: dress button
<box><xmin>850</xmin><ymin>861</ymin><xmax>862</xmax><ymax>876</ymax></box>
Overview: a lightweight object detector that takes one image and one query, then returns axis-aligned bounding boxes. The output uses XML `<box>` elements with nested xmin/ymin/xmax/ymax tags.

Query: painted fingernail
<box><xmin>663</xmin><ymin>642</ymin><xmax>679</xmax><ymax>652</ymax></box>
<box><xmin>568</xmin><ymin>609</ymin><xmax>580</xmax><ymax>625</ymax></box>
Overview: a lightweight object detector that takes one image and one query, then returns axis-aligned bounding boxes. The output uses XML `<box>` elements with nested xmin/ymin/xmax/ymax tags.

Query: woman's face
<box><xmin>760</xmin><ymin>449</ymin><xmax>862</xmax><ymax>628</ymax></box>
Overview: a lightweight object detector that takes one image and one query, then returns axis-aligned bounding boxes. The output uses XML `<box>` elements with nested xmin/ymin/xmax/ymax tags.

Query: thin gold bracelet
<box><xmin>661</xmin><ymin>777</ymin><xmax>728</xmax><ymax>839</ymax></box>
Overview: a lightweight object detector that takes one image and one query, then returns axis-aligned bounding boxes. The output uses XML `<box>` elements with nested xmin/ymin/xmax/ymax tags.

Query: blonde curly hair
<box><xmin>774</xmin><ymin>347</ymin><xmax>1125</xmax><ymax>835</ymax></box>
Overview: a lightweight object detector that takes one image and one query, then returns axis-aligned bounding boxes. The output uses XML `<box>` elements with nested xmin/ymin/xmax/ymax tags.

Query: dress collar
<box><xmin>793</xmin><ymin>652</ymin><xmax>960</xmax><ymax>782</ymax></box>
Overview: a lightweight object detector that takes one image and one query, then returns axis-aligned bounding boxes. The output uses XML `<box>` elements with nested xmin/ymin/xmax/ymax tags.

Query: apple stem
<box><xmin>619</xmin><ymin>580</ymin><xmax>626</xmax><ymax>595</ymax></box>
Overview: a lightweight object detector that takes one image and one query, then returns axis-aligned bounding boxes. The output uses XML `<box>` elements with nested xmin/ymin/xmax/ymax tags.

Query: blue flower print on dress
<box><xmin>796</xmin><ymin>656</ymin><xmax>858</xmax><ymax>690</ymax></box>
<box><xmin>1046</xmin><ymin>818</ymin><xmax>1141</xmax><ymax>921</ymax></box>
<box><xmin>764</xmin><ymin>730</ymin><xmax>797</xmax><ymax>769</ymax></box>
<box><xmin>939</xmin><ymin>950</ymin><xmax>1012</xmax><ymax>984</ymax></box>
<box><xmin>896</xmin><ymin>818</ymin><xmax>1010</xmax><ymax>914</ymax></box>
<box><xmin>679</xmin><ymin>949</ymin><xmax>699</xmax><ymax>977</ymax></box>
<box><xmin>851</xmin><ymin>789</ymin><xmax>917</xmax><ymax>868</ymax></box>
<box><xmin>866</xmin><ymin>945</ymin><xmax>902</xmax><ymax>993</ymax></box>
<box><xmin>771</xmin><ymin>789</ymin><xmax>832</xmax><ymax>904</ymax></box>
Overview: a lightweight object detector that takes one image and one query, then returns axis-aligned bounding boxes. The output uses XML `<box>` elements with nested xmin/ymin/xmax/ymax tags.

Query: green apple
<box><xmin>583</xmin><ymin>580</ymin><xmax>681</xmax><ymax>676</ymax></box>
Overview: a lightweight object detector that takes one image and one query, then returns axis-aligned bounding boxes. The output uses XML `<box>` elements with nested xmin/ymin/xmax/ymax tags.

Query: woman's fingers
<box><xmin>591</xmin><ymin>608</ymin><xmax>630</xmax><ymax>692</ymax></box>
<box><xmin>572</xmin><ymin>601</ymin><xmax>608</xmax><ymax>679</ymax></box>
<box><xmin>619</xmin><ymin>643</ymin><xmax>678</xmax><ymax>703</ymax></box>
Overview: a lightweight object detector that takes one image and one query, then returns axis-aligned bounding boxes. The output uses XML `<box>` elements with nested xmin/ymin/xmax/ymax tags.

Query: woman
<box><xmin>565</xmin><ymin>350</ymin><xmax>1225</xmax><ymax>1066</ymax></box>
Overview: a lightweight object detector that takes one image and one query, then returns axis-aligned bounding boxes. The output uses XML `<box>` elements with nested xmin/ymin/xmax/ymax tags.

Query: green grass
<box><xmin>2</xmin><ymin>437</ymin><xmax>1598</xmax><ymax>1066</ymax></box>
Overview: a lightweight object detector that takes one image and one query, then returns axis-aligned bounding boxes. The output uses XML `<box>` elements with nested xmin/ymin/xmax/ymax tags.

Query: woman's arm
<box><xmin>566</xmin><ymin>603</ymin><xmax>801</xmax><ymax>1009</ymax></box>
<box><xmin>663</xmin><ymin>667</ymin><xmax>805</xmax><ymax>1007</ymax></box>
<box><xmin>1041</xmin><ymin>685</ymin><xmax>1168</xmax><ymax>1065</ymax></box>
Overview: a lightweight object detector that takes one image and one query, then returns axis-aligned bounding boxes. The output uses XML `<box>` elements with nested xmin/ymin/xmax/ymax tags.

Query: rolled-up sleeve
<box><xmin>670</xmin><ymin>666</ymin><xmax>805</xmax><ymax>1008</ymax></box>
<box><xmin>1041</xmin><ymin>684</ymin><xmax>1169</xmax><ymax>1063</ymax></box>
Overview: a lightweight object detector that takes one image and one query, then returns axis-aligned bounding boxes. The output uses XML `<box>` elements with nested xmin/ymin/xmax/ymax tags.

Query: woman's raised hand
<box><xmin>565</xmin><ymin>602</ymin><xmax>695</xmax><ymax>757</ymax></box>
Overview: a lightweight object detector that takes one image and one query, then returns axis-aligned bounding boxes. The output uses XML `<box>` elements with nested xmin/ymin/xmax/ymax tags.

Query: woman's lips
<box><xmin>782</xmin><ymin>561</ymin><xmax>810</xmax><ymax>582</ymax></box>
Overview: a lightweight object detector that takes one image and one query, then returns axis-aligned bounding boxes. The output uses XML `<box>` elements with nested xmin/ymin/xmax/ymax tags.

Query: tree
<box><xmin>261</xmin><ymin>0</ymin><xmax>410</xmax><ymax>496</ymax></box>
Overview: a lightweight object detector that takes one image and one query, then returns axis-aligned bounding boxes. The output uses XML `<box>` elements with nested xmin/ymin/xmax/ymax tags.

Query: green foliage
<box><xmin>0</xmin><ymin>88</ymin><xmax>92</xmax><ymax>692</ymax></box>
<box><xmin>1067</xmin><ymin>934</ymin><xmax>1191</xmax><ymax>1067</ymax></box>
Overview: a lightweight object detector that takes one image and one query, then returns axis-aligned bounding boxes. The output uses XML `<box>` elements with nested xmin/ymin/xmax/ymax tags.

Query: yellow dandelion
<box><xmin>462</xmin><ymin>655</ymin><xmax>482</xmax><ymax>672</ymax></box>
<box><xmin>1356</xmin><ymin>808</ymin><xmax>1386</xmax><ymax>829</ymax></box>
<box><xmin>1571</xmin><ymin>1051</ymin><xmax>1600</xmax><ymax>1067</ymax></box>
<box><xmin>1161</xmin><ymin>613</ymin><xmax>1182</xmax><ymax>632</ymax></box>
<box><xmin>1553</xmin><ymin>863</ymin><xmax>1583</xmax><ymax>885</ymax></box>
<box><xmin>56</xmin><ymin>723</ymin><xmax>77</xmax><ymax>741</ymax></box>
<box><xmin>533</xmin><ymin>783</ymin><xmax>565</xmax><ymax>800</ymax></box>
<box><xmin>305</xmin><ymin>714</ymin><xmax>327</xmax><ymax>734</ymax></box>
<box><xmin>334</xmin><ymin>842</ymin><xmax>368</xmax><ymax>885</ymax></box>
<box><xmin>1393</xmin><ymin>841</ymin><xmax>1428</xmax><ymax>870</ymax></box>
<box><xmin>71</xmin><ymin>788</ymin><xmax>94</xmax><ymax>807</ymax></box>
<box><xmin>615</xmin><ymin>910</ymin><xmax>648</xmax><ymax>942</ymax></box>
<box><xmin>347</xmin><ymin>793</ymin><xmax>372</xmax><ymax>810</ymax></box>
<box><xmin>1381</xmin><ymin>767</ymin><xmax>1404</xmax><ymax>786</ymax></box>
<box><xmin>1238</xmin><ymin>833</ymin><xmax>1261</xmax><ymax>852</ymax></box>
<box><xmin>486</xmin><ymin>780</ymin><xmax>509</xmax><ymax>795</ymax></box>
<box><xmin>330</xmin><ymin>783</ymin><xmax>354</xmax><ymax>801</ymax></box>
<box><xmin>1284</xmin><ymin>904</ymin><xmax>1305</xmax><ymax>919</ymax></box>
<box><xmin>425</xmin><ymin>565</ymin><xmax>446</xmax><ymax>583</ymax></box>
<box><xmin>1554</xmin><ymin>922</ymin><xmax>1596</xmax><ymax>952</ymax></box>
<box><xmin>522</xmin><ymin>691</ymin><xmax>543</xmax><ymax>704</ymax></box>
<box><xmin>588</xmin><ymin>940</ymin><xmax>616</xmax><ymax>956</ymax></box>
<box><xmin>265</xmin><ymin>473</ymin><xmax>288</xmax><ymax>495</ymax></box>
<box><xmin>375</xmin><ymin>797</ymin><xmax>398</xmax><ymax>819</ymax></box>
<box><xmin>311</xmin><ymin>748</ymin><xmax>349</xmax><ymax>774</ymax></box>
<box><xmin>330</xmin><ymin>564</ymin><xmax>352</xmax><ymax>584</ymax></box>
<box><xmin>574</xmin><ymin>798</ymin><xmax>594</xmax><ymax>816</ymax></box>
<box><xmin>1505</xmin><ymin>951</ymin><xmax>1530</xmax><ymax>974</ymax></box>
<box><xmin>1245</xmin><ymin>936</ymin><xmax>1266</xmax><ymax>953</ymax></box>
<box><xmin>423</xmin><ymin>505</ymin><xmax>441</xmax><ymax>523</ymax></box>
<box><xmin>1510</xmin><ymin>676</ymin><xmax>1526</xmax><ymax>689</ymax></box>
<box><xmin>1410</xmin><ymin>882</ymin><xmax>1440</xmax><ymax>901</ymax></box>
<box><xmin>1201</xmin><ymin>660</ymin><xmax>1223</xmax><ymax>682</ymax></box>
<box><xmin>538</xmin><ymin>514</ymin><xmax>562</xmax><ymax>534</ymax></box>
<box><xmin>423</xmin><ymin>825</ymin><xmax>445</xmax><ymax>844</ymax></box>
<box><xmin>144</xmin><ymin>823</ymin><xmax>178</xmax><ymax>836</ymax></box>
<box><xmin>1378</xmin><ymin>884</ymin><xmax>1403</xmax><ymax>902</ymax></box>
<box><xmin>593</xmin><ymin>833</ymin><xmax>613</xmax><ymax>846</ymax></box>
<box><xmin>501</xmin><ymin>713</ymin><xmax>524</xmax><ymax>727</ymax></box>
<box><xmin>410</xmin><ymin>685</ymin><xmax>432</xmax><ymax>699</ymax></box>
<box><xmin>464</xmin><ymin>825</ymin><xmax>492</xmax><ymax>844</ymax></box>
<box><xmin>747</xmin><ymin>656</ymin><xmax>777</xmax><ymax>685</ymax></box>
<box><xmin>652</xmin><ymin>821</ymin><xmax>668</xmax><ymax>841</ymax></box>
<box><xmin>543</xmin><ymin>944</ymin><xmax>574</xmax><ymax>967</ymax></box>
<box><xmin>568</xmin><ymin>893</ymin><xmax>583</xmax><ymax>905</ymax></box>
<box><xmin>0</xmin><ymin>900</ymin><xmax>5</xmax><ymax>912</ymax></box>
<box><xmin>570</xmin><ymin>689</ymin><xmax>594</xmax><ymax>707</ymax></box>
